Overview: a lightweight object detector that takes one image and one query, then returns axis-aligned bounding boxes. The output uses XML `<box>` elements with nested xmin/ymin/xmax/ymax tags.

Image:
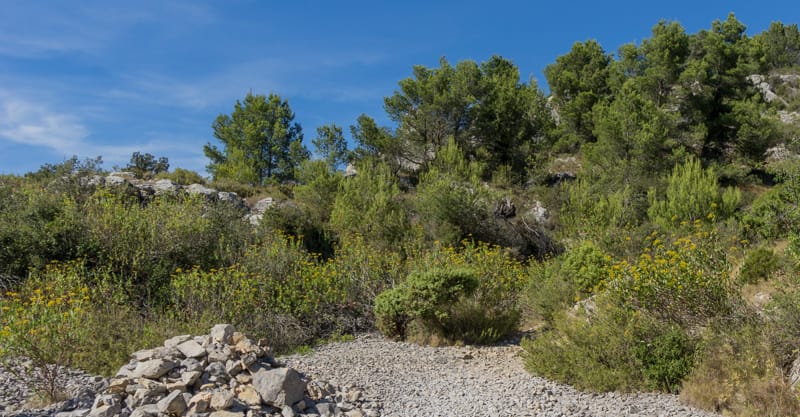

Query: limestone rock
<box><xmin>131</xmin><ymin>359</ymin><xmax>177</xmax><ymax>379</ymax></box>
<box><xmin>236</xmin><ymin>386</ymin><xmax>262</xmax><ymax>406</ymax></box>
<box><xmin>157</xmin><ymin>390</ymin><xmax>187</xmax><ymax>416</ymax></box>
<box><xmin>178</xmin><ymin>340</ymin><xmax>207</xmax><ymax>359</ymax></box>
<box><xmin>252</xmin><ymin>368</ymin><xmax>306</xmax><ymax>407</ymax></box>
<box><xmin>210</xmin><ymin>390</ymin><xmax>235</xmax><ymax>410</ymax></box>
<box><xmin>210</xmin><ymin>324</ymin><xmax>235</xmax><ymax>344</ymax></box>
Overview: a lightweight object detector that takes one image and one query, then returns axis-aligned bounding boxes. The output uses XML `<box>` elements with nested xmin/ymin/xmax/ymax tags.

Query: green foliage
<box><xmin>525</xmin><ymin>257</ymin><xmax>578</xmax><ymax>324</ymax></box>
<box><xmin>633</xmin><ymin>324</ymin><xmax>695</xmax><ymax>393</ymax></box>
<box><xmin>524</xmin><ymin>302</ymin><xmax>693</xmax><ymax>392</ymax></box>
<box><xmin>682</xmin><ymin>324</ymin><xmax>800</xmax><ymax>417</ymax></box>
<box><xmin>561</xmin><ymin>241</ymin><xmax>611</xmax><ymax>293</ymax></box>
<box><xmin>606</xmin><ymin>230</ymin><xmax>733</xmax><ymax>326</ymax></box>
<box><xmin>329</xmin><ymin>160</ymin><xmax>408</xmax><ymax>249</ymax></box>
<box><xmin>312</xmin><ymin>124</ymin><xmax>348</xmax><ymax>172</ymax></box>
<box><xmin>125</xmin><ymin>152</ymin><xmax>169</xmax><ymax>179</ymax></box>
<box><xmin>738</xmin><ymin>247</ymin><xmax>780</xmax><ymax>284</ymax></box>
<box><xmin>545</xmin><ymin>40</ymin><xmax>612</xmax><ymax>150</ymax></box>
<box><xmin>374</xmin><ymin>268</ymin><xmax>479</xmax><ymax>341</ymax></box>
<box><xmin>742</xmin><ymin>162</ymin><xmax>800</xmax><ymax>240</ymax></box>
<box><xmin>384</xmin><ymin>56</ymin><xmax>550</xmax><ymax>178</ymax></box>
<box><xmin>648</xmin><ymin>157</ymin><xmax>741</xmax><ymax>228</ymax></box>
<box><xmin>0</xmin><ymin>181</ymin><xmax>86</xmax><ymax>279</ymax></box>
<box><xmin>205</xmin><ymin>92</ymin><xmax>309</xmax><ymax>184</ymax></box>
<box><xmin>155</xmin><ymin>168</ymin><xmax>205</xmax><ymax>185</ymax></box>
<box><xmin>0</xmin><ymin>262</ymin><xmax>92</xmax><ymax>402</ymax></box>
<box><xmin>415</xmin><ymin>139</ymin><xmax>492</xmax><ymax>245</ymax></box>
<box><xmin>82</xmin><ymin>190</ymin><xmax>249</xmax><ymax>305</ymax></box>
<box><xmin>379</xmin><ymin>241</ymin><xmax>525</xmax><ymax>344</ymax></box>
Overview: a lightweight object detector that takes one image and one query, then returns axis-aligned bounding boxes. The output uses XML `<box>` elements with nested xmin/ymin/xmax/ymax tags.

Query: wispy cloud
<box><xmin>0</xmin><ymin>91</ymin><xmax>88</xmax><ymax>154</ymax></box>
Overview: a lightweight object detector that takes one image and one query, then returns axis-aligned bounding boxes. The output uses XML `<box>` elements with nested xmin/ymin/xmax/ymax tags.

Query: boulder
<box><xmin>252</xmin><ymin>368</ymin><xmax>306</xmax><ymax>407</ymax></box>
<box><xmin>131</xmin><ymin>359</ymin><xmax>177</xmax><ymax>379</ymax></box>
<box><xmin>210</xmin><ymin>324</ymin><xmax>235</xmax><ymax>344</ymax></box>
<box><xmin>156</xmin><ymin>390</ymin><xmax>187</xmax><ymax>416</ymax></box>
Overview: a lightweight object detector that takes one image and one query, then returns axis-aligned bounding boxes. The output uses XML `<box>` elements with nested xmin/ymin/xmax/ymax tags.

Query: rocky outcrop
<box><xmin>80</xmin><ymin>325</ymin><xmax>380</xmax><ymax>417</ymax></box>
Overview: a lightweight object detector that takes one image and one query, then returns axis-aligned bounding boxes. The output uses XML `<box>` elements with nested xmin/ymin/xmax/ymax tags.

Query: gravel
<box><xmin>282</xmin><ymin>333</ymin><xmax>721</xmax><ymax>417</ymax></box>
<box><xmin>1</xmin><ymin>333</ymin><xmax>721</xmax><ymax>417</ymax></box>
<box><xmin>0</xmin><ymin>359</ymin><xmax>106</xmax><ymax>417</ymax></box>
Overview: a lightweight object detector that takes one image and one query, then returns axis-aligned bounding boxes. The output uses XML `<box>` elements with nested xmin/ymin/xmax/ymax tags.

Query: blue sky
<box><xmin>1</xmin><ymin>1</ymin><xmax>798</xmax><ymax>175</ymax></box>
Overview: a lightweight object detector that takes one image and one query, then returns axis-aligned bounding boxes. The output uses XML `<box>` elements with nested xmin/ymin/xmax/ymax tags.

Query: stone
<box><xmin>88</xmin><ymin>404</ymin><xmax>120</xmax><ymax>417</ymax></box>
<box><xmin>157</xmin><ymin>390</ymin><xmax>187</xmax><ymax>416</ymax></box>
<box><xmin>178</xmin><ymin>340</ymin><xmax>208</xmax><ymax>359</ymax></box>
<box><xmin>182</xmin><ymin>370</ymin><xmax>203</xmax><ymax>386</ymax></box>
<box><xmin>281</xmin><ymin>405</ymin><xmax>296</xmax><ymax>417</ymax></box>
<box><xmin>236</xmin><ymin>386</ymin><xmax>262</xmax><ymax>407</ymax></box>
<box><xmin>187</xmin><ymin>184</ymin><xmax>218</xmax><ymax>198</ymax></box>
<box><xmin>107</xmin><ymin>378</ymin><xmax>131</xmax><ymax>394</ymax></box>
<box><xmin>182</xmin><ymin>358</ymin><xmax>204</xmax><ymax>372</ymax></box>
<box><xmin>345</xmin><ymin>410</ymin><xmax>365</xmax><ymax>417</ymax></box>
<box><xmin>131</xmin><ymin>359</ymin><xmax>177</xmax><ymax>379</ymax></box>
<box><xmin>314</xmin><ymin>402</ymin><xmax>335</xmax><ymax>417</ymax></box>
<box><xmin>344</xmin><ymin>163</ymin><xmax>357</xmax><ymax>177</ymax></box>
<box><xmin>207</xmin><ymin>344</ymin><xmax>233</xmax><ymax>363</ymax></box>
<box><xmin>209</xmin><ymin>411</ymin><xmax>244</xmax><ymax>417</ymax></box>
<box><xmin>252</xmin><ymin>368</ymin><xmax>306</xmax><ymax>408</ymax></box>
<box><xmin>210</xmin><ymin>324</ymin><xmax>235</xmax><ymax>344</ymax></box>
<box><xmin>210</xmin><ymin>390</ymin><xmax>235</xmax><ymax>410</ymax></box>
<box><xmin>188</xmin><ymin>392</ymin><xmax>213</xmax><ymax>413</ymax></box>
<box><xmin>164</xmin><ymin>334</ymin><xmax>193</xmax><ymax>348</ymax></box>
<box><xmin>225</xmin><ymin>359</ymin><xmax>243</xmax><ymax>376</ymax></box>
<box><xmin>154</xmin><ymin>179</ymin><xmax>180</xmax><ymax>196</ymax></box>
<box><xmin>165</xmin><ymin>382</ymin><xmax>188</xmax><ymax>392</ymax></box>
<box><xmin>205</xmin><ymin>362</ymin><xmax>228</xmax><ymax>381</ymax></box>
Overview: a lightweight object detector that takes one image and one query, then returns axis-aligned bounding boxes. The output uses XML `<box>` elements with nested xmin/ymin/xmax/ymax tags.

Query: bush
<box><xmin>605</xmin><ymin>230</ymin><xmax>734</xmax><ymax>327</ymax></box>
<box><xmin>562</xmin><ymin>241</ymin><xmax>611</xmax><ymax>293</ymax></box>
<box><xmin>647</xmin><ymin>157</ymin><xmax>740</xmax><ymax>228</ymax></box>
<box><xmin>329</xmin><ymin>160</ymin><xmax>408</xmax><ymax>250</ymax></box>
<box><xmin>374</xmin><ymin>268</ymin><xmax>480</xmax><ymax>342</ymax></box>
<box><xmin>524</xmin><ymin>258</ymin><xmax>577</xmax><ymax>325</ymax></box>
<box><xmin>409</xmin><ymin>241</ymin><xmax>526</xmax><ymax>343</ymax></box>
<box><xmin>681</xmin><ymin>324</ymin><xmax>800</xmax><ymax>417</ymax></box>
<box><xmin>155</xmin><ymin>168</ymin><xmax>205</xmax><ymax>185</ymax></box>
<box><xmin>0</xmin><ymin>262</ymin><xmax>92</xmax><ymax>402</ymax></box>
<box><xmin>0</xmin><ymin>181</ymin><xmax>86</xmax><ymax>279</ymax></box>
<box><xmin>738</xmin><ymin>247</ymin><xmax>780</xmax><ymax>285</ymax></box>
<box><xmin>523</xmin><ymin>301</ymin><xmax>694</xmax><ymax>392</ymax></box>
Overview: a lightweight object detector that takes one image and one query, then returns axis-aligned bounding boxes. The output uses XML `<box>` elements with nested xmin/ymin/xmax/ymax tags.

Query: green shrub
<box><xmin>605</xmin><ymin>230</ymin><xmax>734</xmax><ymax>327</ymax></box>
<box><xmin>524</xmin><ymin>300</ymin><xmax>695</xmax><ymax>393</ymax></box>
<box><xmin>83</xmin><ymin>190</ymin><xmax>250</xmax><ymax>305</ymax></box>
<box><xmin>0</xmin><ymin>181</ymin><xmax>86</xmax><ymax>279</ymax></box>
<box><xmin>562</xmin><ymin>241</ymin><xmax>611</xmax><ymax>293</ymax></box>
<box><xmin>647</xmin><ymin>157</ymin><xmax>740</xmax><ymax>228</ymax></box>
<box><xmin>155</xmin><ymin>168</ymin><xmax>205</xmax><ymax>185</ymax></box>
<box><xmin>524</xmin><ymin>258</ymin><xmax>577</xmax><ymax>324</ymax></box>
<box><xmin>633</xmin><ymin>324</ymin><xmax>695</xmax><ymax>393</ymax></box>
<box><xmin>329</xmin><ymin>160</ymin><xmax>408</xmax><ymax>250</ymax></box>
<box><xmin>739</xmin><ymin>247</ymin><xmax>780</xmax><ymax>285</ymax></box>
<box><xmin>408</xmin><ymin>241</ymin><xmax>526</xmax><ymax>343</ymax></box>
<box><xmin>374</xmin><ymin>268</ymin><xmax>479</xmax><ymax>342</ymax></box>
<box><xmin>742</xmin><ymin>187</ymin><xmax>799</xmax><ymax>240</ymax></box>
<box><xmin>0</xmin><ymin>262</ymin><xmax>92</xmax><ymax>402</ymax></box>
<box><xmin>682</xmin><ymin>324</ymin><xmax>800</xmax><ymax>417</ymax></box>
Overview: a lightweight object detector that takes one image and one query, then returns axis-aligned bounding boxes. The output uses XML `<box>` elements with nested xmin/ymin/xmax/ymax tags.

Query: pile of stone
<box><xmin>86</xmin><ymin>325</ymin><xmax>379</xmax><ymax>417</ymax></box>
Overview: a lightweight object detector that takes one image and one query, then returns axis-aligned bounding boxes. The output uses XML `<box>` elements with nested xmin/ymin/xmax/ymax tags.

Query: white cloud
<box><xmin>0</xmin><ymin>92</ymin><xmax>88</xmax><ymax>154</ymax></box>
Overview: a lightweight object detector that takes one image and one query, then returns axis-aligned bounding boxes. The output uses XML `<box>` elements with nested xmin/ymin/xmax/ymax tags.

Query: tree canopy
<box><xmin>205</xmin><ymin>92</ymin><xmax>309</xmax><ymax>184</ymax></box>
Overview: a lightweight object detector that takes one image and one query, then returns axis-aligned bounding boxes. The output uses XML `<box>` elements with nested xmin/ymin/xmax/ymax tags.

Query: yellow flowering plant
<box><xmin>0</xmin><ymin>261</ymin><xmax>91</xmax><ymax>403</ymax></box>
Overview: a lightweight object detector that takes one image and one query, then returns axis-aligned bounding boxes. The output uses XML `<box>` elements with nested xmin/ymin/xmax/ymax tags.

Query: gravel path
<box><xmin>1</xmin><ymin>333</ymin><xmax>721</xmax><ymax>417</ymax></box>
<box><xmin>282</xmin><ymin>333</ymin><xmax>720</xmax><ymax>417</ymax></box>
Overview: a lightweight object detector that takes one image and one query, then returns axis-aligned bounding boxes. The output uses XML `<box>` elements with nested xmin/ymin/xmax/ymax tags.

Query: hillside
<box><xmin>2</xmin><ymin>14</ymin><xmax>800</xmax><ymax>417</ymax></box>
